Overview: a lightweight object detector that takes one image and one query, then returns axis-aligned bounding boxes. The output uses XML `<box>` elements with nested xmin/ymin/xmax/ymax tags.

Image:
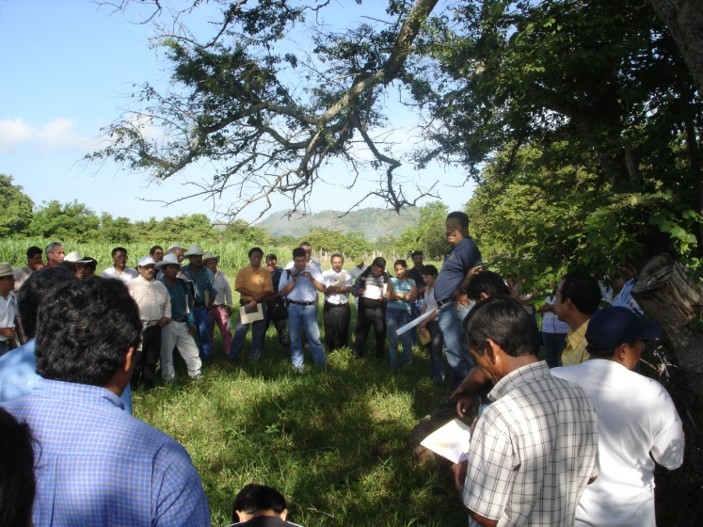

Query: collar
<box><xmin>488</xmin><ymin>360</ymin><xmax>549</xmax><ymax>402</ymax></box>
<box><xmin>34</xmin><ymin>378</ymin><xmax>125</xmax><ymax>410</ymax></box>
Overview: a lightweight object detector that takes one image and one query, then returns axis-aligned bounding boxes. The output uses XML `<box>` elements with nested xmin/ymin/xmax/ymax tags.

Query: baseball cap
<box><xmin>586</xmin><ymin>306</ymin><xmax>661</xmax><ymax>350</ymax></box>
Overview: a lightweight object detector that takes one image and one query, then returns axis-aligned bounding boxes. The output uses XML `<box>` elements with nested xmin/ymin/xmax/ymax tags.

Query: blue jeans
<box><xmin>386</xmin><ymin>308</ymin><xmax>413</xmax><ymax>371</ymax></box>
<box><xmin>230</xmin><ymin>304</ymin><xmax>268</xmax><ymax>361</ymax></box>
<box><xmin>193</xmin><ymin>306</ymin><xmax>214</xmax><ymax>359</ymax></box>
<box><xmin>542</xmin><ymin>331</ymin><xmax>567</xmax><ymax>368</ymax></box>
<box><xmin>287</xmin><ymin>304</ymin><xmax>326</xmax><ymax>370</ymax></box>
<box><xmin>437</xmin><ymin>301</ymin><xmax>473</xmax><ymax>390</ymax></box>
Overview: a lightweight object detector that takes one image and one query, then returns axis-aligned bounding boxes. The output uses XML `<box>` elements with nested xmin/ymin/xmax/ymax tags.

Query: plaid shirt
<box><xmin>464</xmin><ymin>361</ymin><xmax>598</xmax><ymax>526</ymax></box>
<box><xmin>561</xmin><ymin>320</ymin><xmax>590</xmax><ymax>366</ymax></box>
<box><xmin>2</xmin><ymin>379</ymin><xmax>210</xmax><ymax>526</ymax></box>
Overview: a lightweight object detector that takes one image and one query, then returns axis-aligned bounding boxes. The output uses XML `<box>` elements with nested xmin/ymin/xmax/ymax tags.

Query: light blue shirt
<box><xmin>1</xmin><ymin>379</ymin><xmax>210</xmax><ymax>526</ymax></box>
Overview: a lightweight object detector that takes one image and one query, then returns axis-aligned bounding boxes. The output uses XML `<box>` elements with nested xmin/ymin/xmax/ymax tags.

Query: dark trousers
<box><xmin>353</xmin><ymin>304</ymin><xmax>386</xmax><ymax>358</ymax></box>
<box><xmin>132</xmin><ymin>324</ymin><xmax>162</xmax><ymax>389</ymax></box>
<box><xmin>427</xmin><ymin>319</ymin><xmax>446</xmax><ymax>385</ymax></box>
<box><xmin>323</xmin><ymin>302</ymin><xmax>350</xmax><ymax>351</ymax></box>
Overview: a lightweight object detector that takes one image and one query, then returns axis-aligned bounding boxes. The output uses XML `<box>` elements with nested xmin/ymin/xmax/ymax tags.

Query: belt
<box><xmin>173</xmin><ymin>316</ymin><xmax>189</xmax><ymax>322</ymax></box>
<box><xmin>142</xmin><ymin>320</ymin><xmax>161</xmax><ymax>329</ymax></box>
<box><xmin>325</xmin><ymin>302</ymin><xmax>349</xmax><ymax>307</ymax></box>
<box><xmin>436</xmin><ymin>298</ymin><xmax>453</xmax><ymax>307</ymax></box>
<box><xmin>287</xmin><ymin>300</ymin><xmax>315</xmax><ymax>306</ymax></box>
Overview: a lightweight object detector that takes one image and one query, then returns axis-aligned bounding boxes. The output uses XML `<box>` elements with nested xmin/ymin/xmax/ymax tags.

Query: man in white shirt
<box><xmin>552</xmin><ymin>306</ymin><xmax>684</xmax><ymax>527</ymax></box>
<box><xmin>127</xmin><ymin>256</ymin><xmax>171</xmax><ymax>389</ymax></box>
<box><xmin>285</xmin><ymin>241</ymin><xmax>322</xmax><ymax>274</ymax></box>
<box><xmin>278</xmin><ymin>247</ymin><xmax>327</xmax><ymax>373</ymax></box>
<box><xmin>0</xmin><ymin>263</ymin><xmax>17</xmax><ymax>356</ymax></box>
<box><xmin>101</xmin><ymin>246</ymin><xmax>138</xmax><ymax>283</ymax></box>
<box><xmin>322</xmin><ymin>253</ymin><xmax>353</xmax><ymax>352</ymax></box>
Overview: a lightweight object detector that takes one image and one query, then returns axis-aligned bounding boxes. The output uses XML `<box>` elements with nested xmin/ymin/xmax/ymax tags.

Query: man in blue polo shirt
<box><xmin>433</xmin><ymin>211</ymin><xmax>482</xmax><ymax>389</ymax></box>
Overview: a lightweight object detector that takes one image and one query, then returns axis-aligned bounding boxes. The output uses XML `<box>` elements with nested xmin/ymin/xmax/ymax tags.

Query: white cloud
<box><xmin>0</xmin><ymin>117</ymin><xmax>89</xmax><ymax>153</ymax></box>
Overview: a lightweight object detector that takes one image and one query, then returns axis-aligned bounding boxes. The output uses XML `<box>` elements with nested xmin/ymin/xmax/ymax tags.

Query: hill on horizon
<box><xmin>255</xmin><ymin>207</ymin><xmax>421</xmax><ymax>240</ymax></box>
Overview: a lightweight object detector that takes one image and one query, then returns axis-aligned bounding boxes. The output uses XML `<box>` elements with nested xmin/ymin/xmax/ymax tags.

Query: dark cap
<box><xmin>586</xmin><ymin>306</ymin><xmax>661</xmax><ymax>350</ymax></box>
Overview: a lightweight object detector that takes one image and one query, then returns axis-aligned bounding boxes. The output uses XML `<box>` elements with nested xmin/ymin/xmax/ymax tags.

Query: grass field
<box><xmin>136</xmin><ymin>327</ymin><xmax>465</xmax><ymax>527</ymax></box>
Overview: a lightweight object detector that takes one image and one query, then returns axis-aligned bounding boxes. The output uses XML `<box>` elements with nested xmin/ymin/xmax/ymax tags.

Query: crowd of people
<box><xmin>0</xmin><ymin>209</ymin><xmax>687</xmax><ymax>526</ymax></box>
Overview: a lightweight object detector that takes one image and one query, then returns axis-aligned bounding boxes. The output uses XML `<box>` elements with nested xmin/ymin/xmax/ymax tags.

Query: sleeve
<box><xmin>463</xmin><ymin>411</ymin><xmax>515</xmax><ymax>521</ymax></box>
<box><xmin>223</xmin><ymin>275</ymin><xmax>233</xmax><ymax>305</ymax></box>
<box><xmin>278</xmin><ymin>270</ymin><xmax>290</xmax><ymax>292</ymax></box>
<box><xmin>161</xmin><ymin>284</ymin><xmax>172</xmax><ymax>319</ymax></box>
<box><xmin>234</xmin><ymin>269</ymin><xmax>246</xmax><ymax>291</ymax></box>
<box><xmin>263</xmin><ymin>269</ymin><xmax>274</xmax><ymax>294</ymax></box>
<box><xmin>650</xmin><ymin>387</ymin><xmax>685</xmax><ymax>470</ymax></box>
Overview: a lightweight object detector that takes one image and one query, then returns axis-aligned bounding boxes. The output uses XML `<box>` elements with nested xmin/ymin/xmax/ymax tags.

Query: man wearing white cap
<box><xmin>553</xmin><ymin>307</ymin><xmax>684</xmax><ymax>527</ymax></box>
<box><xmin>157</xmin><ymin>254</ymin><xmax>203</xmax><ymax>381</ymax></box>
<box><xmin>128</xmin><ymin>256</ymin><xmax>171</xmax><ymax>389</ymax></box>
<box><xmin>0</xmin><ymin>263</ymin><xmax>17</xmax><ymax>356</ymax></box>
<box><xmin>182</xmin><ymin>244</ymin><xmax>217</xmax><ymax>359</ymax></box>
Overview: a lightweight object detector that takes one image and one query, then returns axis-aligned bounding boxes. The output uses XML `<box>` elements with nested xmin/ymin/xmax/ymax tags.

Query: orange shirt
<box><xmin>234</xmin><ymin>266</ymin><xmax>273</xmax><ymax>303</ymax></box>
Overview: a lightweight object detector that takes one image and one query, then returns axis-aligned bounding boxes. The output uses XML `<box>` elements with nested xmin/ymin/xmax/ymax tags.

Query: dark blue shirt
<box><xmin>434</xmin><ymin>237</ymin><xmax>482</xmax><ymax>301</ymax></box>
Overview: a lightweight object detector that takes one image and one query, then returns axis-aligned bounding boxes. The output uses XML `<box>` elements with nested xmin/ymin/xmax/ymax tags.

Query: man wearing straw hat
<box><xmin>182</xmin><ymin>243</ymin><xmax>218</xmax><ymax>359</ymax></box>
<box><xmin>0</xmin><ymin>263</ymin><xmax>17</xmax><ymax>356</ymax></box>
<box><xmin>157</xmin><ymin>254</ymin><xmax>203</xmax><ymax>381</ymax></box>
<box><xmin>203</xmin><ymin>252</ymin><xmax>234</xmax><ymax>356</ymax></box>
<box><xmin>128</xmin><ymin>256</ymin><xmax>171</xmax><ymax>389</ymax></box>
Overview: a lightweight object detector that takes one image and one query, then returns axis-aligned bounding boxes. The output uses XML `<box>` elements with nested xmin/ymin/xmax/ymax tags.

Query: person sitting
<box><xmin>0</xmin><ymin>277</ymin><xmax>210</xmax><ymax>526</ymax></box>
<box><xmin>228</xmin><ymin>483</ymin><xmax>303</xmax><ymax>527</ymax></box>
<box><xmin>0</xmin><ymin>406</ymin><xmax>35</xmax><ymax>527</ymax></box>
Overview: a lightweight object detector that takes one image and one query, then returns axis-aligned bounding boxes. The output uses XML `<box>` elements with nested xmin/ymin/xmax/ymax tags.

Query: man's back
<box><xmin>3</xmin><ymin>379</ymin><xmax>210</xmax><ymax>526</ymax></box>
<box><xmin>553</xmin><ymin>360</ymin><xmax>684</xmax><ymax>527</ymax></box>
<box><xmin>464</xmin><ymin>362</ymin><xmax>598</xmax><ymax>526</ymax></box>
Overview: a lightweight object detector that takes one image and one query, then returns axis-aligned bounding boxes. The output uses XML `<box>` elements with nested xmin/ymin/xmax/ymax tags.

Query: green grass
<box><xmin>133</xmin><ymin>323</ymin><xmax>464</xmax><ymax>527</ymax></box>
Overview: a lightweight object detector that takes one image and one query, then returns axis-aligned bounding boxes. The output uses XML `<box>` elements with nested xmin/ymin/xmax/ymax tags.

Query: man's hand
<box><xmin>451</xmin><ymin>460</ymin><xmax>468</xmax><ymax>493</ymax></box>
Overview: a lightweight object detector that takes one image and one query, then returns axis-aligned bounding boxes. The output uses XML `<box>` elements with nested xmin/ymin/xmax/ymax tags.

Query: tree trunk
<box><xmin>649</xmin><ymin>0</ymin><xmax>703</xmax><ymax>95</ymax></box>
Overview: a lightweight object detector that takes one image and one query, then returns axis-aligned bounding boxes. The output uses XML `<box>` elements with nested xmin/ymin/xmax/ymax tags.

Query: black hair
<box><xmin>292</xmin><ymin>247</ymin><xmax>306</xmax><ymax>259</ymax></box>
<box><xmin>149</xmin><ymin>245</ymin><xmax>164</xmax><ymax>256</ymax></box>
<box><xmin>59</xmin><ymin>261</ymin><xmax>77</xmax><ymax>275</ymax></box>
<box><xmin>330</xmin><ymin>252</ymin><xmax>344</xmax><ymax>261</ymax></box>
<box><xmin>411</xmin><ymin>250</ymin><xmax>423</xmax><ymax>258</ymax></box>
<box><xmin>372</xmin><ymin>256</ymin><xmax>386</xmax><ymax>269</ymax></box>
<box><xmin>420</xmin><ymin>264</ymin><xmax>438</xmax><ymax>277</ymax></box>
<box><xmin>232</xmin><ymin>483</ymin><xmax>287</xmax><ymax>522</ymax></box>
<box><xmin>111</xmin><ymin>247</ymin><xmax>127</xmax><ymax>257</ymax></box>
<box><xmin>446</xmin><ymin>211</ymin><xmax>469</xmax><ymax>229</ymax></box>
<box><xmin>248</xmin><ymin>247</ymin><xmax>264</xmax><ymax>258</ymax></box>
<box><xmin>464</xmin><ymin>297</ymin><xmax>539</xmax><ymax>357</ymax></box>
<box><xmin>586</xmin><ymin>339</ymin><xmax>638</xmax><ymax>358</ymax></box>
<box><xmin>17</xmin><ymin>267</ymin><xmax>76</xmax><ymax>338</ymax></box>
<box><xmin>266</xmin><ymin>253</ymin><xmax>277</xmax><ymax>262</ymax></box>
<box><xmin>467</xmin><ymin>271</ymin><xmax>510</xmax><ymax>302</ymax></box>
<box><xmin>26</xmin><ymin>246</ymin><xmax>42</xmax><ymax>259</ymax></box>
<box><xmin>393</xmin><ymin>259</ymin><xmax>408</xmax><ymax>269</ymax></box>
<box><xmin>35</xmin><ymin>277</ymin><xmax>141</xmax><ymax>386</ymax></box>
<box><xmin>83</xmin><ymin>258</ymin><xmax>98</xmax><ymax>272</ymax></box>
<box><xmin>0</xmin><ymin>408</ymin><xmax>35</xmax><ymax>527</ymax></box>
<box><xmin>560</xmin><ymin>271</ymin><xmax>601</xmax><ymax>315</ymax></box>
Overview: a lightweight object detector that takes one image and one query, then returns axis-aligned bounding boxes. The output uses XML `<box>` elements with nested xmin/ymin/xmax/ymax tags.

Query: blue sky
<box><xmin>0</xmin><ymin>0</ymin><xmax>473</xmax><ymax>224</ymax></box>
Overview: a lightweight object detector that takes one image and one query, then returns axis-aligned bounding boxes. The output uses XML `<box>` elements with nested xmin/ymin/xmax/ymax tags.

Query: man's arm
<box><xmin>450</xmin><ymin>366</ymin><xmax>491</xmax><ymax>418</ymax></box>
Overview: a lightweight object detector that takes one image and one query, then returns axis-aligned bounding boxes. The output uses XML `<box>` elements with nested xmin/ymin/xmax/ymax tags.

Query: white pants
<box><xmin>160</xmin><ymin>321</ymin><xmax>202</xmax><ymax>380</ymax></box>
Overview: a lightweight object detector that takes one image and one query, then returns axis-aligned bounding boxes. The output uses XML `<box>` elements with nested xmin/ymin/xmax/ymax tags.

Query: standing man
<box><xmin>230</xmin><ymin>247</ymin><xmax>273</xmax><ymax>362</ymax></box>
<box><xmin>44</xmin><ymin>241</ymin><xmax>65</xmax><ymax>269</ymax></box>
<box><xmin>101</xmin><ymin>247</ymin><xmax>138</xmax><ymax>283</ymax></box>
<box><xmin>149</xmin><ymin>245</ymin><xmax>165</xmax><ymax>263</ymax></box>
<box><xmin>278</xmin><ymin>247</ymin><xmax>327</xmax><ymax>373</ymax></box>
<box><xmin>158</xmin><ymin>254</ymin><xmax>203</xmax><ymax>381</ymax></box>
<box><xmin>265</xmin><ymin>254</ymin><xmax>289</xmax><ymax>349</ymax></box>
<box><xmin>13</xmin><ymin>246</ymin><xmax>43</xmax><ymax>291</ymax></box>
<box><xmin>322</xmin><ymin>253</ymin><xmax>353</xmax><ymax>352</ymax></box>
<box><xmin>351</xmin><ymin>257</ymin><xmax>390</xmax><ymax>359</ymax></box>
<box><xmin>182</xmin><ymin>244</ymin><xmax>217</xmax><ymax>359</ymax></box>
<box><xmin>204</xmin><ymin>252</ymin><xmax>233</xmax><ymax>357</ymax></box>
<box><xmin>0</xmin><ymin>263</ymin><xmax>16</xmax><ymax>356</ymax></box>
<box><xmin>1</xmin><ymin>277</ymin><xmax>210</xmax><ymax>526</ymax></box>
<box><xmin>406</xmin><ymin>250</ymin><xmax>426</xmax><ymax>339</ymax></box>
<box><xmin>554</xmin><ymin>271</ymin><xmax>602</xmax><ymax>366</ymax></box>
<box><xmin>127</xmin><ymin>256</ymin><xmax>171</xmax><ymax>389</ymax></box>
<box><xmin>433</xmin><ymin>211</ymin><xmax>483</xmax><ymax>389</ymax></box>
<box><xmin>454</xmin><ymin>297</ymin><xmax>599</xmax><ymax>526</ymax></box>
<box><xmin>553</xmin><ymin>307</ymin><xmax>684</xmax><ymax>527</ymax></box>
<box><xmin>285</xmin><ymin>241</ymin><xmax>322</xmax><ymax>274</ymax></box>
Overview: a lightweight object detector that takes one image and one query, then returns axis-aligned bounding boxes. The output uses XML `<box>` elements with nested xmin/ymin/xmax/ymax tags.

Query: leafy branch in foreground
<box><xmin>89</xmin><ymin>0</ymin><xmax>441</xmax><ymax>220</ymax></box>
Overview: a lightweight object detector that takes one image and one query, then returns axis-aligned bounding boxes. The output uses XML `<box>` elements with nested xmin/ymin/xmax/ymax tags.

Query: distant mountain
<box><xmin>255</xmin><ymin>207</ymin><xmax>421</xmax><ymax>240</ymax></box>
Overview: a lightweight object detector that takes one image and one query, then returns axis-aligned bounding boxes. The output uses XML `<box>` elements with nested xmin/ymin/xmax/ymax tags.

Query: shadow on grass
<box><xmin>133</xmin><ymin>329</ymin><xmax>465</xmax><ymax>527</ymax></box>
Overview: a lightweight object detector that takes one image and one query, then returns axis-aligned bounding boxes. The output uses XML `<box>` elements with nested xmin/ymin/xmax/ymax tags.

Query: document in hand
<box><xmin>420</xmin><ymin>418</ymin><xmax>473</xmax><ymax>463</ymax></box>
<box><xmin>239</xmin><ymin>303</ymin><xmax>264</xmax><ymax>324</ymax></box>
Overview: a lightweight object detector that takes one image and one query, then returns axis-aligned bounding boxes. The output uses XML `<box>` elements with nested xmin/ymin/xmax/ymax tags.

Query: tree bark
<box><xmin>649</xmin><ymin>0</ymin><xmax>703</xmax><ymax>94</ymax></box>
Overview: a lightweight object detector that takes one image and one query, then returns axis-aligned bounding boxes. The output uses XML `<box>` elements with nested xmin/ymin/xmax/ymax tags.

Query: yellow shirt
<box><xmin>560</xmin><ymin>319</ymin><xmax>590</xmax><ymax>366</ymax></box>
<box><xmin>234</xmin><ymin>266</ymin><xmax>273</xmax><ymax>303</ymax></box>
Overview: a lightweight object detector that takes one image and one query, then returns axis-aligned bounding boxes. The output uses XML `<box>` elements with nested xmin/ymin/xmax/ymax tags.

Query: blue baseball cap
<box><xmin>586</xmin><ymin>306</ymin><xmax>661</xmax><ymax>350</ymax></box>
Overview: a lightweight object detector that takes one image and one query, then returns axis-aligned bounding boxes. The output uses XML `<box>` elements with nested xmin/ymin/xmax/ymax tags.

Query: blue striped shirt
<box><xmin>1</xmin><ymin>379</ymin><xmax>210</xmax><ymax>526</ymax></box>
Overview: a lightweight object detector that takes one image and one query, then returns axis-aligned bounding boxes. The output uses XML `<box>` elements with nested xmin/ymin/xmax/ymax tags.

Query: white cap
<box><xmin>138</xmin><ymin>256</ymin><xmax>156</xmax><ymax>267</ymax></box>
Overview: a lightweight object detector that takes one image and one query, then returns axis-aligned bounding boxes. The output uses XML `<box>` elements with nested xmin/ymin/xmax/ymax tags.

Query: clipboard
<box><xmin>239</xmin><ymin>303</ymin><xmax>264</xmax><ymax>324</ymax></box>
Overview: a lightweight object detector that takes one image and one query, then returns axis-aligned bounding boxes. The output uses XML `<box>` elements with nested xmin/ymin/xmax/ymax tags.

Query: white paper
<box><xmin>362</xmin><ymin>283</ymin><xmax>385</xmax><ymax>300</ymax></box>
<box><xmin>397</xmin><ymin>309</ymin><xmax>434</xmax><ymax>335</ymax></box>
<box><xmin>420</xmin><ymin>418</ymin><xmax>472</xmax><ymax>463</ymax></box>
<box><xmin>239</xmin><ymin>303</ymin><xmax>264</xmax><ymax>324</ymax></box>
